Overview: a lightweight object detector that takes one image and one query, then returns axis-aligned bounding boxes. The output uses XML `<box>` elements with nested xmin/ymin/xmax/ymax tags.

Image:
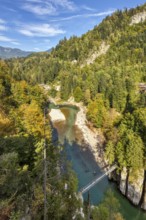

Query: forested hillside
<box><xmin>6</xmin><ymin>4</ymin><xmax>146</xmax><ymax>172</ymax></box>
<box><xmin>0</xmin><ymin>60</ymin><xmax>82</xmax><ymax>219</ymax></box>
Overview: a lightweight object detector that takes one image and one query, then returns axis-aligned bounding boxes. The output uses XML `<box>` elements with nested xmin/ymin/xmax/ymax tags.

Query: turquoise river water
<box><xmin>50</xmin><ymin>104</ymin><xmax>146</xmax><ymax>220</ymax></box>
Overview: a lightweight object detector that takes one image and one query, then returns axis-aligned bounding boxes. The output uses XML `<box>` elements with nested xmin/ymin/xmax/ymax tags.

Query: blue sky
<box><xmin>0</xmin><ymin>0</ymin><xmax>145</xmax><ymax>51</ymax></box>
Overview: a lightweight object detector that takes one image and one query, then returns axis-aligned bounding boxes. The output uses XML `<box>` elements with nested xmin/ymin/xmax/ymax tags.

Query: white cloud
<box><xmin>82</xmin><ymin>5</ymin><xmax>96</xmax><ymax>12</ymax></box>
<box><xmin>26</xmin><ymin>0</ymin><xmax>42</xmax><ymax>2</ymax></box>
<box><xmin>52</xmin><ymin>14</ymin><xmax>81</xmax><ymax>22</ymax></box>
<box><xmin>0</xmin><ymin>25</ymin><xmax>7</xmax><ymax>31</ymax></box>
<box><xmin>34</xmin><ymin>47</ymin><xmax>41</xmax><ymax>51</ymax></box>
<box><xmin>3</xmin><ymin>7</ymin><xmax>17</xmax><ymax>13</ymax></box>
<box><xmin>0</xmin><ymin>19</ymin><xmax>6</xmax><ymax>24</ymax></box>
<box><xmin>50</xmin><ymin>0</ymin><xmax>76</xmax><ymax>11</ymax></box>
<box><xmin>0</xmin><ymin>19</ymin><xmax>8</xmax><ymax>31</ymax></box>
<box><xmin>18</xmin><ymin>23</ymin><xmax>65</xmax><ymax>37</ymax></box>
<box><xmin>0</xmin><ymin>35</ymin><xmax>12</xmax><ymax>42</ymax></box>
<box><xmin>0</xmin><ymin>35</ymin><xmax>14</xmax><ymax>42</ymax></box>
<box><xmin>23</xmin><ymin>3</ymin><xmax>56</xmax><ymax>15</ymax></box>
<box><xmin>11</xmin><ymin>41</ymin><xmax>21</xmax><ymax>45</ymax></box>
<box><xmin>44</xmin><ymin>39</ymin><xmax>50</xmax><ymax>43</ymax></box>
<box><xmin>0</xmin><ymin>35</ymin><xmax>20</xmax><ymax>45</ymax></box>
<box><xmin>86</xmin><ymin>10</ymin><xmax>115</xmax><ymax>17</ymax></box>
<box><xmin>51</xmin><ymin>10</ymin><xmax>115</xmax><ymax>22</ymax></box>
<box><xmin>22</xmin><ymin>0</ymin><xmax>76</xmax><ymax>15</ymax></box>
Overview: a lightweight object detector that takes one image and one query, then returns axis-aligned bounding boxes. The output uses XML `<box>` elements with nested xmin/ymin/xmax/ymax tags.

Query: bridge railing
<box><xmin>79</xmin><ymin>164</ymin><xmax>116</xmax><ymax>194</ymax></box>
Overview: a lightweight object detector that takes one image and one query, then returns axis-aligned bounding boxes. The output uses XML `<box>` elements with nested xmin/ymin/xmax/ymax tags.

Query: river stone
<box><xmin>127</xmin><ymin>169</ymin><xmax>144</xmax><ymax>205</ymax></box>
<box><xmin>49</xmin><ymin>109</ymin><xmax>66</xmax><ymax>121</ymax></box>
<box><xmin>120</xmin><ymin>167</ymin><xmax>127</xmax><ymax>195</ymax></box>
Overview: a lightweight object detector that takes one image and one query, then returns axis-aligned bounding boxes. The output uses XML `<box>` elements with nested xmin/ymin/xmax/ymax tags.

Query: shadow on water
<box><xmin>49</xmin><ymin>104</ymin><xmax>146</xmax><ymax>220</ymax></box>
<box><xmin>49</xmin><ymin>118</ymin><xmax>59</xmax><ymax>147</ymax></box>
<box><xmin>63</xmin><ymin>138</ymin><xmax>110</xmax><ymax>205</ymax></box>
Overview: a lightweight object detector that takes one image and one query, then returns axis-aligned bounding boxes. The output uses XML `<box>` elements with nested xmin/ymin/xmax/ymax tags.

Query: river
<box><xmin>50</xmin><ymin>104</ymin><xmax>146</xmax><ymax>220</ymax></box>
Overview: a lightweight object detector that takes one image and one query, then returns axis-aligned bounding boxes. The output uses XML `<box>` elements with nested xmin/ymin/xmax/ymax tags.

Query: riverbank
<box><xmin>47</xmin><ymin>96</ymin><xmax>145</xmax><ymax>220</ymax></box>
<box><xmin>48</xmin><ymin>97</ymin><xmax>146</xmax><ymax>214</ymax></box>
<box><xmin>74</xmin><ymin>103</ymin><xmax>106</xmax><ymax>168</ymax></box>
<box><xmin>49</xmin><ymin>97</ymin><xmax>106</xmax><ymax>169</ymax></box>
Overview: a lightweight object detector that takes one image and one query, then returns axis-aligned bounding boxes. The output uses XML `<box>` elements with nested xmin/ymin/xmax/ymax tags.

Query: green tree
<box><xmin>87</xmin><ymin>94</ymin><xmax>107</xmax><ymax>128</ymax></box>
<box><xmin>74</xmin><ymin>86</ymin><xmax>83</xmax><ymax>102</ymax></box>
<box><xmin>91</xmin><ymin>190</ymin><xmax>124</xmax><ymax>220</ymax></box>
<box><xmin>105</xmin><ymin>141</ymin><xmax>115</xmax><ymax>165</ymax></box>
<box><xmin>126</xmin><ymin>131</ymin><xmax>144</xmax><ymax>169</ymax></box>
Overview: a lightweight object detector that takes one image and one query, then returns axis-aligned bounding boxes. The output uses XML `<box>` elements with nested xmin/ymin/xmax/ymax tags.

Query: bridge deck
<box><xmin>79</xmin><ymin>165</ymin><xmax>116</xmax><ymax>194</ymax></box>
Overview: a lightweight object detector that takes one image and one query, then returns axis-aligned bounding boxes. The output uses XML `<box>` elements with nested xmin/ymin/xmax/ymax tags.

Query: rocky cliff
<box><xmin>120</xmin><ymin>168</ymin><xmax>146</xmax><ymax>210</ymax></box>
<box><xmin>141</xmin><ymin>171</ymin><xmax>146</xmax><ymax>210</ymax></box>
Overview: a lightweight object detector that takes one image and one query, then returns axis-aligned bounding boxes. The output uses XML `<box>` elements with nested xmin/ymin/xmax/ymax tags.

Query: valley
<box><xmin>49</xmin><ymin>102</ymin><xmax>146</xmax><ymax>220</ymax></box>
<box><xmin>1</xmin><ymin>2</ymin><xmax>146</xmax><ymax>219</ymax></box>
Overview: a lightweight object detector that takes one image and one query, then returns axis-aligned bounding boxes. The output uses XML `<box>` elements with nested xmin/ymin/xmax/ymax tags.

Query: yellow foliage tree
<box><xmin>0</xmin><ymin>109</ymin><xmax>13</xmax><ymax>136</ymax></box>
<box><xmin>18</xmin><ymin>101</ymin><xmax>51</xmax><ymax>139</ymax></box>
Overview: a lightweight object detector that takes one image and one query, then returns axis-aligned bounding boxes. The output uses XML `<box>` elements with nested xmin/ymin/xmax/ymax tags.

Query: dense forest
<box><xmin>1</xmin><ymin>2</ymin><xmax>146</xmax><ymax>219</ymax></box>
<box><xmin>6</xmin><ymin>4</ymin><xmax>146</xmax><ymax>172</ymax></box>
<box><xmin>0</xmin><ymin>60</ymin><xmax>124</xmax><ymax>219</ymax></box>
<box><xmin>0</xmin><ymin>60</ymin><xmax>83</xmax><ymax>219</ymax></box>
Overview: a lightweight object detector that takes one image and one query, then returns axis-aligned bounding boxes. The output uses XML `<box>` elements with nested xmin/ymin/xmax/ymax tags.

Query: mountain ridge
<box><xmin>0</xmin><ymin>46</ymin><xmax>34</xmax><ymax>59</ymax></box>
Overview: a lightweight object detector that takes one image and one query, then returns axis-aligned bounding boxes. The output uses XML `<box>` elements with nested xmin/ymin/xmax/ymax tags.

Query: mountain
<box><xmin>46</xmin><ymin>48</ymin><xmax>53</xmax><ymax>53</ymax></box>
<box><xmin>0</xmin><ymin>46</ymin><xmax>32</xmax><ymax>59</ymax></box>
<box><xmin>7</xmin><ymin>3</ymin><xmax>146</xmax><ymax>85</ymax></box>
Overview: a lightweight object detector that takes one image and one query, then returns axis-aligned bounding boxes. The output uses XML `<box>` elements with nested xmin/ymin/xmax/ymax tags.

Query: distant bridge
<box><xmin>79</xmin><ymin>165</ymin><xmax>117</xmax><ymax>194</ymax></box>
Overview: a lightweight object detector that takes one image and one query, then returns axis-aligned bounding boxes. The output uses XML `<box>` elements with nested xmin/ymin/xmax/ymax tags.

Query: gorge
<box><xmin>1</xmin><ymin>2</ymin><xmax>146</xmax><ymax>219</ymax></box>
<box><xmin>49</xmin><ymin>102</ymin><xmax>146</xmax><ymax>220</ymax></box>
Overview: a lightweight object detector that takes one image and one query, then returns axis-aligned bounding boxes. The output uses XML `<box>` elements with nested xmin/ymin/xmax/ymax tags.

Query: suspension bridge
<box><xmin>79</xmin><ymin>164</ymin><xmax>117</xmax><ymax>194</ymax></box>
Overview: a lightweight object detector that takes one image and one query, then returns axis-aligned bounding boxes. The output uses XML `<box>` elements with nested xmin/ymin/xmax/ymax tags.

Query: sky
<box><xmin>0</xmin><ymin>0</ymin><xmax>146</xmax><ymax>52</ymax></box>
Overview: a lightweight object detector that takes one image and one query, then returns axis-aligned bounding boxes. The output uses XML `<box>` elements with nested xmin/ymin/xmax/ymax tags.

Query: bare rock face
<box><xmin>141</xmin><ymin>171</ymin><xmax>146</xmax><ymax>210</ymax></box>
<box><xmin>120</xmin><ymin>167</ymin><xmax>127</xmax><ymax>195</ymax></box>
<box><xmin>141</xmin><ymin>186</ymin><xmax>146</xmax><ymax>210</ymax></box>
<box><xmin>130</xmin><ymin>11</ymin><xmax>146</xmax><ymax>25</ymax></box>
<box><xmin>127</xmin><ymin>169</ymin><xmax>144</xmax><ymax>205</ymax></box>
<box><xmin>81</xmin><ymin>42</ymin><xmax>110</xmax><ymax>67</ymax></box>
<box><xmin>86</xmin><ymin>42</ymin><xmax>110</xmax><ymax>65</ymax></box>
